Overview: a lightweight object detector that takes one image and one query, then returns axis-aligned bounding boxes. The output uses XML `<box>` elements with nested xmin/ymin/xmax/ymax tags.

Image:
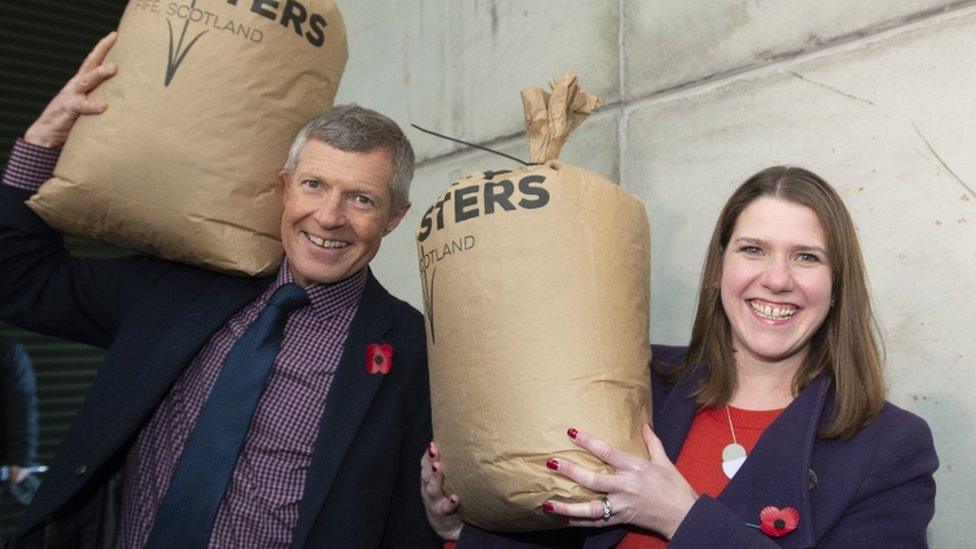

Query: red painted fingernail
<box><xmin>427</xmin><ymin>443</ymin><xmax>435</xmax><ymax>458</ymax></box>
<box><xmin>432</xmin><ymin>463</ymin><xmax>438</xmax><ymax>473</ymax></box>
<box><xmin>567</xmin><ymin>428</ymin><xmax>578</xmax><ymax>439</ymax></box>
<box><xmin>546</xmin><ymin>458</ymin><xmax>559</xmax><ymax>471</ymax></box>
<box><xmin>542</xmin><ymin>501</ymin><xmax>554</xmax><ymax>512</ymax></box>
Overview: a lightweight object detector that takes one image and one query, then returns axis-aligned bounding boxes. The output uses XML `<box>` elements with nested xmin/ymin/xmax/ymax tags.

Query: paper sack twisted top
<box><xmin>520</xmin><ymin>73</ymin><xmax>603</xmax><ymax>163</ymax></box>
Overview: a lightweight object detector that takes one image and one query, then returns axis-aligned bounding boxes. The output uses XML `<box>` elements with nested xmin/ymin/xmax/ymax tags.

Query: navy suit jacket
<box><xmin>0</xmin><ymin>336</ymin><xmax>38</xmax><ymax>466</ymax></box>
<box><xmin>0</xmin><ymin>184</ymin><xmax>439</xmax><ymax>548</ymax></box>
<box><xmin>458</xmin><ymin>345</ymin><xmax>938</xmax><ymax>548</ymax></box>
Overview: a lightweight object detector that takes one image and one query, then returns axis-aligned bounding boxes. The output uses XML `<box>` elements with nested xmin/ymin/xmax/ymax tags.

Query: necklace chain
<box><xmin>725</xmin><ymin>405</ymin><xmax>739</xmax><ymax>445</ymax></box>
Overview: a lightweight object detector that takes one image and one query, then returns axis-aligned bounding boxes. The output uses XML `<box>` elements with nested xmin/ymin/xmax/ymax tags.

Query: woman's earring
<box><xmin>830</xmin><ymin>296</ymin><xmax>836</xmax><ymax>308</ymax></box>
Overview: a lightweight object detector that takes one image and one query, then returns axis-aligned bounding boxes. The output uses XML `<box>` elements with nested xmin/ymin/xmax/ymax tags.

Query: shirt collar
<box><xmin>267</xmin><ymin>257</ymin><xmax>368</xmax><ymax>320</ymax></box>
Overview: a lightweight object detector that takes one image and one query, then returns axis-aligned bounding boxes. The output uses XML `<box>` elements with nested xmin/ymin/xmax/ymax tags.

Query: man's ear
<box><xmin>278</xmin><ymin>169</ymin><xmax>290</xmax><ymax>201</ymax></box>
<box><xmin>384</xmin><ymin>202</ymin><xmax>411</xmax><ymax>236</ymax></box>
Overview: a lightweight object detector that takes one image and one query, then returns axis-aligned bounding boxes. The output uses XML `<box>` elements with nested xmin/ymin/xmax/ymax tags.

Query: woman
<box><xmin>420</xmin><ymin>167</ymin><xmax>938</xmax><ymax>547</ymax></box>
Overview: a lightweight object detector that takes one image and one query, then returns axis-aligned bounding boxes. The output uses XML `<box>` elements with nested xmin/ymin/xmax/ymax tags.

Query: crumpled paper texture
<box><xmin>520</xmin><ymin>73</ymin><xmax>603</xmax><ymax>163</ymax></box>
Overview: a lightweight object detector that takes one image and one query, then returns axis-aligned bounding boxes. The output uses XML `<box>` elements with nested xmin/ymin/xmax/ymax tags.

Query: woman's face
<box><xmin>720</xmin><ymin>197</ymin><xmax>833</xmax><ymax>369</ymax></box>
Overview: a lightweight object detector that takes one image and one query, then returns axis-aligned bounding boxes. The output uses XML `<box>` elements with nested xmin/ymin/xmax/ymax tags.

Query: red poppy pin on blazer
<box><xmin>365</xmin><ymin>343</ymin><xmax>393</xmax><ymax>374</ymax></box>
<box><xmin>758</xmin><ymin>506</ymin><xmax>799</xmax><ymax>538</ymax></box>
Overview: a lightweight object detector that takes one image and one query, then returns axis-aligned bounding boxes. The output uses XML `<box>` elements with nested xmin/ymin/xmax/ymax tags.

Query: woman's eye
<box><xmin>797</xmin><ymin>252</ymin><xmax>821</xmax><ymax>263</ymax></box>
<box><xmin>739</xmin><ymin>245</ymin><xmax>763</xmax><ymax>255</ymax></box>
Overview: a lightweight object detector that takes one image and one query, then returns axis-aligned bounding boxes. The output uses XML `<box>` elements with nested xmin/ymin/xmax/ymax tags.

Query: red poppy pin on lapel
<box><xmin>365</xmin><ymin>343</ymin><xmax>393</xmax><ymax>374</ymax></box>
<box><xmin>755</xmin><ymin>506</ymin><xmax>799</xmax><ymax>538</ymax></box>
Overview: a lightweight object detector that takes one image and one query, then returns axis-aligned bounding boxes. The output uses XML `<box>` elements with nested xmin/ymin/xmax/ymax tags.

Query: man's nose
<box><xmin>760</xmin><ymin>255</ymin><xmax>794</xmax><ymax>292</ymax></box>
<box><xmin>313</xmin><ymin>194</ymin><xmax>346</xmax><ymax>228</ymax></box>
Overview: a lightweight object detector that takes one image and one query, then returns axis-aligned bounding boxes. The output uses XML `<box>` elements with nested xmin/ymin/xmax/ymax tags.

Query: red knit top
<box><xmin>617</xmin><ymin>406</ymin><xmax>784</xmax><ymax>548</ymax></box>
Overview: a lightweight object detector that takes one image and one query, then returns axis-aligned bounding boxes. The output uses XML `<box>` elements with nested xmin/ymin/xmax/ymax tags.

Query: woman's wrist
<box><xmin>659</xmin><ymin>491</ymin><xmax>699</xmax><ymax>539</ymax></box>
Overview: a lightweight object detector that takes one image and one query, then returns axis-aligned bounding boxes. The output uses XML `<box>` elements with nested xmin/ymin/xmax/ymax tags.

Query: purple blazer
<box><xmin>457</xmin><ymin>345</ymin><xmax>937</xmax><ymax>548</ymax></box>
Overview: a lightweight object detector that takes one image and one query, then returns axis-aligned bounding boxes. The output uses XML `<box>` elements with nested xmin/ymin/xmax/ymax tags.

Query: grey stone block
<box><xmin>622</xmin><ymin>0</ymin><xmax>961</xmax><ymax>99</ymax></box>
<box><xmin>335</xmin><ymin>1</ymin><xmax>620</xmax><ymax>162</ymax></box>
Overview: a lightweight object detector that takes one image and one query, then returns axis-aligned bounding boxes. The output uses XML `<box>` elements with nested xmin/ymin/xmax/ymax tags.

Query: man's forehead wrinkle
<box><xmin>296</xmin><ymin>154</ymin><xmax>391</xmax><ymax>185</ymax></box>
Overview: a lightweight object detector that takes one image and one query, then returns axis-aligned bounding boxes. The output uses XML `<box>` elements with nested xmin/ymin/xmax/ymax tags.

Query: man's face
<box><xmin>279</xmin><ymin>139</ymin><xmax>409</xmax><ymax>286</ymax></box>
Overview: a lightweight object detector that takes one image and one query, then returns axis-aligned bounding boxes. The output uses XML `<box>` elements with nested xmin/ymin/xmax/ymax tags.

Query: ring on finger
<box><xmin>601</xmin><ymin>496</ymin><xmax>613</xmax><ymax>521</ymax></box>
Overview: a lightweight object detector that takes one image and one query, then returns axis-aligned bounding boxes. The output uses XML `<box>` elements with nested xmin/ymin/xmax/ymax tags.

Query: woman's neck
<box><xmin>728</xmin><ymin>349</ymin><xmax>804</xmax><ymax>410</ymax></box>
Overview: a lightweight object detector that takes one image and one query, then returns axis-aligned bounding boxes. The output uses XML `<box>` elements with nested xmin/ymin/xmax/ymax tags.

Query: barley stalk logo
<box><xmin>165</xmin><ymin>0</ymin><xmax>208</xmax><ymax>86</ymax></box>
<box><xmin>419</xmin><ymin>251</ymin><xmax>438</xmax><ymax>345</ymax></box>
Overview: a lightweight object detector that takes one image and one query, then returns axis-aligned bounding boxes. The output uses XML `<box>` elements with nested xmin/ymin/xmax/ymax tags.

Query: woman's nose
<box><xmin>760</xmin><ymin>255</ymin><xmax>794</xmax><ymax>292</ymax></box>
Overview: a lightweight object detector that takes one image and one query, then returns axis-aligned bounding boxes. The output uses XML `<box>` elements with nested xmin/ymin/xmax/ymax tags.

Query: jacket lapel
<box><xmin>290</xmin><ymin>272</ymin><xmax>394</xmax><ymax>548</ymax></box>
<box><xmin>21</xmin><ymin>273</ymin><xmax>270</xmax><ymax>533</ymax></box>
<box><xmin>716</xmin><ymin>376</ymin><xmax>828</xmax><ymax>548</ymax></box>
<box><xmin>582</xmin><ymin>372</ymin><xmax>829</xmax><ymax>548</ymax></box>
<box><xmin>101</xmin><ymin>274</ymin><xmax>271</xmax><ymax>459</ymax></box>
<box><xmin>655</xmin><ymin>374</ymin><xmax>701</xmax><ymax>462</ymax></box>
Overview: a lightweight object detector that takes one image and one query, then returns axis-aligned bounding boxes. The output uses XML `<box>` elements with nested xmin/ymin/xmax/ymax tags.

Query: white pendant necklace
<box><xmin>722</xmin><ymin>406</ymin><xmax>747</xmax><ymax>479</ymax></box>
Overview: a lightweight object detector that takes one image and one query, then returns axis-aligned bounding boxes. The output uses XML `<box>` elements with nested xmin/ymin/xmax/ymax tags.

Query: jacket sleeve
<box><xmin>669</xmin><ymin>409</ymin><xmax>938</xmax><ymax>548</ymax></box>
<box><xmin>380</xmin><ymin>342</ymin><xmax>441</xmax><ymax>548</ymax></box>
<box><xmin>455</xmin><ymin>524</ymin><xmax>594</xmax><ymax>548</ymax></box>
<box><xmin>815</xmin><ymin>410</ymin><xmax>937</xmax><ymax>548</ymax></box>
<box><xmin>668</xmin><ymin>495</ymin><xmax>782</xmax><ymax>548</ymax></box>
<box><xmin>1</xmin><ymin>339</ymin><xmax>38</xmax><ymax>465</ymax></box>
<box><xmin>0</xmin><ymin>173</ymin><xmax>171</xmax><ymax>349</ymax></box>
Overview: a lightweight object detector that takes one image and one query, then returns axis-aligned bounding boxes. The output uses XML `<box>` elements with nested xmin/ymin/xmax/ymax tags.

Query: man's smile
<box><xmin>303</xmin><ymin>231</ymin><xmax>350</xmax><ymax>249</ymax></box>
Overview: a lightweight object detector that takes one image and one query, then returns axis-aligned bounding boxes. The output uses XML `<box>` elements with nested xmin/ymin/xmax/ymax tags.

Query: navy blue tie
<box><xmin>145</xmin><ymin>283</ymin><xmax>309</xmax><ymax>548</ymax></box>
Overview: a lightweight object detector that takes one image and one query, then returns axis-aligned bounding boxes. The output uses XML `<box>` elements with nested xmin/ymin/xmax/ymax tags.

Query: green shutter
<box><xmin>0</xmin><ymin>1</ymin><xmax>127</xmax><ymax>538</ymax></box>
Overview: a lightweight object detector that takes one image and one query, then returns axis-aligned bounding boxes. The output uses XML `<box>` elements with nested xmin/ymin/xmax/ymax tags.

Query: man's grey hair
<box><xmin>283</xmin><ymin>104</ymin><xmax>415</xmax><ymax>210</ymax></box>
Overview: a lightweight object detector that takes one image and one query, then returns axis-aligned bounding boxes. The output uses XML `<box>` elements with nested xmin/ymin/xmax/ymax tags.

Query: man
<box><xmin>0</xmin><ymin>34</ymin><xmax>438</xmax><ymax>548</ymax></box>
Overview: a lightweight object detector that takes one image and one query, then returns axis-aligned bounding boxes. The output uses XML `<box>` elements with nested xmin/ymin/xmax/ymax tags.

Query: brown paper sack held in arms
<box><xmin>27</xmin><ymin>0</ymin><xmax>348</xmax><ymax>276</ymax></box>
<box><xmin>416</xmin><ymin>73</ymin><xmax>652</xmax><ymax>532</ymax></box>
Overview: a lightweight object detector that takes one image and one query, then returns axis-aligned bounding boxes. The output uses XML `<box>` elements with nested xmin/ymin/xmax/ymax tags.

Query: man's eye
<box><xmin>303</xmin><ymin>180</ymin><xmax>320</xmax><ymax>189</ymax></box>
<box><xmin>355</xmin><ymin>195</ymin><xmax>373</xmax><ymax>206</ymax></box>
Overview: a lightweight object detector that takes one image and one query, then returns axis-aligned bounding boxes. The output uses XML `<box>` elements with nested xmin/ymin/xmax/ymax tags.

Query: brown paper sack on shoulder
<box><xmin>27</xmin><ymin>0</ymin><xmax>347</xmax><ymax>276</ymax></box>
<box><xmin>416</xmin><ymin>74</ymin><xmax>651</xmax><ymax>532</ymax></box>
